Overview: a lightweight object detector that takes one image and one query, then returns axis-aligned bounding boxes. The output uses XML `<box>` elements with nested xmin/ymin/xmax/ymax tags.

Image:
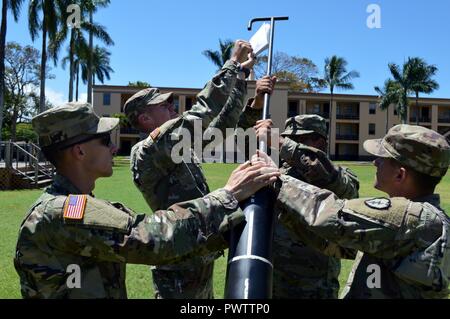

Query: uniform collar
<box><xmin>48</xmin><ymin>173</ymin><xmax>85</xmax><ymax>196</ymax></box>
<box><xmin>412</xmin><ymin>194</ymin><xmax>441</xmax><ymax>209</ymax></box>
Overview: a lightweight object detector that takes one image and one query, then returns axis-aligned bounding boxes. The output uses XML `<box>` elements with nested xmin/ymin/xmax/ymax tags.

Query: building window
<box><xmin>312</xmin><ymin>103</ymin><xmax>320</xmax><ymax>114</ymax></box>
<box><xmin>369</xmin><ymin>103</ymin><xmax>377</xmax><ymax>115</ymax></box>
<box><xmin>185</xmin><ymin>97</ymin><xmax>193</xmax><ymax>111</ymax></box>
<box><xmin>173</xmin><ymin>96</ymin><xmax>179</xmax><ymax>113</ymax></box>
<box><xmin>288</xmin><ymin>101</ymin><xmax>299</xmax><ymax>118</ymax></box>
<box><xmin>394</xmin><ymin>109</ymin><xmax>398</xmax><ymax>116</ymax></box>
<box><xmin>369</xmin><ymin>123</ymin><xmax>376</xmax><ymax>135</ymax></box>
<box><xmin>103</xmin><ymin>93</ymin><xmax>111</xmax><ymax>106</ymax></box>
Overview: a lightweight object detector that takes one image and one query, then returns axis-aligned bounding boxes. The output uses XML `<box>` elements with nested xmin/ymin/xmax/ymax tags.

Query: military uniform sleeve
<box><xmin>279</xmin><ymin>137</ymin><xmax>359</xmax><ymax>199</ymax></box>
<box><xmin>204</xmin><ymin>78</ymin><xmax>247</xmax><ymax>144</ymax></box>
<box><xmin>275</xmin><ymin>175</ymin><xmax>431</xmax><ymax>259</ymax></box>
<box><xmin>236</xmin><ymin>98</ymin><xmax>263</xmax><ymax>130</ymax></box>
<box><xmin>130</xmin><ymin>60</ymin><xmax>241</xmax><ymax>204</ymax></box>
<box><xmin>47</xmin><ymin>190</ymin><xmax>244</xmax><ymax>265</ymax></box>
<box><xmin>183</xmin><ymin>60</ymin><xmax>241</xmax><ymax>129</ymax></box>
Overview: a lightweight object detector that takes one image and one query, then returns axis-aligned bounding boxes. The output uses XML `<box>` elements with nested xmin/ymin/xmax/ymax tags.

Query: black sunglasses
<box><xmin>61</xmin><ymin>134</ymin><xmax>112</xmax><ymax>150</ymax></box>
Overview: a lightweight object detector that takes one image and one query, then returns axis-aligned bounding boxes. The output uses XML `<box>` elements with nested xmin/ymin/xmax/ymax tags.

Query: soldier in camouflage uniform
<box><xmin>125</xmin><ymin>40</ymin><xmax>274</xmax><ymax>299</ymax></box>
<box><xmin>258</xmin><ymin>124</ymin><xmax>450</xmax><ymax>298</ymax></box>
<box><xmin>13</xmin><ymin>102</ymin><xmax>279</xmax><ymax>299</ymax></box>
<box><xmin>255</xmin><ymin>114</ymin><xmax>359</xmax><ymax>298</ymax></box>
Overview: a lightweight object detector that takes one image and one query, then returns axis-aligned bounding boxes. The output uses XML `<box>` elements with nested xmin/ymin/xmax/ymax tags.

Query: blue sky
<box><xmin>7</xmin><ymin>0</ymin><xmax>450</xmax><ymax>105</ymax></box>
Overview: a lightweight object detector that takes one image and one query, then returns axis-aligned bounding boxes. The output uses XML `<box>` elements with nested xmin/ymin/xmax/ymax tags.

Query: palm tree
<box><xmin>385</xmin><ymin>60</ymin><xmax>418</xmax><ymax>124</ymax></box>
<box><xmin>375</xmin><ymin>79</ymin><xmax>403</xmax><ymax>133</ymax></box>
<box><xmin>0</xmin><ymin>0</ymin><xmax>24</xmax><ymax>142</ymax></box>
<box><xmin>202</xmin><ymin>39</ymin><xmax>234</xmax><ymax>71</ymax></box>
<box><xmin>28</xmin><ymin>0</ymin><xmax>63</xmax><ymax>112</ymax></box>
<box><xmin>80</xmin><ymin>45</ymin><xmax>113</xmax><ymax>87</ymax></box>
<box><xmin>407</xmin><ymin>57</ymin><xmax>439</xmax><ymax>124</ymax></box>
<box><xmin>84</xmin><ymin>0</ymin><xmax>110</xmax><ymax>104</ymax></box>
<box><xmin>321</xmin><ymin>55</ymin><xmax>359</xmax><ymax>155</ymax></box>
<box><xmin>51</xmin><ymin>0</ymin><xmax>113</xmax><ymax>102</ymax></box>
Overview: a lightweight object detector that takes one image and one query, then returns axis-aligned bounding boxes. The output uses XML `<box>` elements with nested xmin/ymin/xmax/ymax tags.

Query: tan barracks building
<box><xmin>93</xmin><ymin>82</ymin><xmax>450</xmax><ymax>160</ymax></box>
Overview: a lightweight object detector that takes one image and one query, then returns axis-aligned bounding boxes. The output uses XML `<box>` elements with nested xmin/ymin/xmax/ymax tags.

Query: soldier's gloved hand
<box><xmin>224</xmin><ymin>158</ymin><xmax>280</xmax><ymax>202</ymax></box>
<box><xmin>251</xmin><ymin>76</ymin><xmax>277</xmax><ymax>109</ymax></box>
<box><xmin>297</xmin><ymin>148</ymin><xmax>338</xmax><ymax>187</ymax></box>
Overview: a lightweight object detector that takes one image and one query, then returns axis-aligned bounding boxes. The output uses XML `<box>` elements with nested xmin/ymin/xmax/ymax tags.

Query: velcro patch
<box><xmin>63</xmin><ymin>195</ymin><xmax>87</xmax><ymax>220</ymax></box>
<box><xmin>345</xmin><ymin>197</ymin><xmax>409</xmax><ymax>228</ymax></box>
<box><xmin>365</xmin><ymin>198</ymin><xmax>391</xmax><ymax>210</ymax></box>
<box><xmin>150</xmin><ymin>127</ymin><xmax>161</xmax><ymax>140</ymax></box>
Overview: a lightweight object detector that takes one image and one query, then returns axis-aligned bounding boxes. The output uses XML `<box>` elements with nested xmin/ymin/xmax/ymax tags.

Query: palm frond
<box><xmin>28</xmin><ymin>0</ymin><xmax>41</xmax><ymax>41</ymax></box>
<box><xmin>388</xmin><ymin>63</ymin><xmax>402</xmax><ymax>83</ymax></box>
<box><xmin>202</xmin><ymin>50</ymin><xmax>222</xmax><ymax>70</ymax></box>
<box><xmin>11</xmin><ymin>0</ymin><xmax>25</xmax><ymax>21</ymax></box>
<box><xmin>83</xmin><ymin>21</ymin><xmax>114</xmax><ymax>46</ymax></box>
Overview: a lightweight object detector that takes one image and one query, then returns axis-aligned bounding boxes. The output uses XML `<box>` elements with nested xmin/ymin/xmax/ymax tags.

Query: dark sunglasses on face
<box><xmin>61</xmin><ymin>133</ymin><xmax>112</xmax><ymax>150</ymax></box>
<box><xmin>98</xmin><ymin>134</ymin><xmax>112</xmax><ymax>148</ymax></box>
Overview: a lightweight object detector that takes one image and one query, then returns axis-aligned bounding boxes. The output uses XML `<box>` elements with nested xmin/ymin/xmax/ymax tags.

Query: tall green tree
<box><xmin>84</xmin><ymin>0</ymin><xmax>110</xmax><ymax>104</ymax></box>
<box><xmin>384</xmin><ymin>60</ymin><xmax>416</xmax><ymax>124</ymax></box>
<box><xmin>374</xmin><ymin>79</ymin><xmax>403</xmax><ymax>133</ymax></box>
<box><xmin>4</xmin><ymin>42</ymin><xmax>43</xmax><ymax>141</ymax></box>
<box><xmin>28</xmin><ymin>0</ymin><xmax>63</xmax><ymax>112</ymax></box>
<box><xmin>255</xmin><ymin>52</ymin><xmax>324</xmax><ymax>92</ymax></box>
<box><xmin>202</xmin><ymin>39</ymin><xmax>234</xmax><ymax>71</ymax></box>
<box><xmin>0</xmin><ymin>0</ymin><xmax>24</xmax><ymax>142</ymax></box>
<box><xmin>80</xmin><ymin>45</ymin><xmax>113</xmax><ymax>86</ymax></box>
<box><xmin>51</xmin><ymin>0</ymin><xmax>113</xmax><ymax>102</ymax></box>
<box><xmin>61</xmin><ymin>45</ymin><xmax>85</xmax><ymax>102</ymax></box>
<box><xmin>407</xmin><ymin>57</ymin><xmax>439</xmax><ymax>124</ymax></box>
<box><xmin>320</xmin><ymin>55</ymin><xmax>359</xmax><ymax>155</ymax></box>
<box><xmin>376</xmin><ymin>58</ymin><xmax>439</xmax><ymax>126</ymax></box>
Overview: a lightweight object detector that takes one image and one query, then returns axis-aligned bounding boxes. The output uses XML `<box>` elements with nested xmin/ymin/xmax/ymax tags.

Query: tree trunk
<box><xmin>87</xmin><ymin>10</ymin><xmax>93</xmax><ymax>104</ymax></box>
<box><xmin>401</xmin><ymin>93</ymin><xmax>408</xmax><ymax>124</ymax></box>
<box><xmin>11</xmin><ymin>107</ymin><xmax>18</xmax><ymax>142</ymax></box>
<box><xmin>0</xmin><ymin>0</ymin><xmax>7</xmax><ymax>143</ymax></box>
<box><xmin>386</xmin><ymin>106</ymin><xmax>389</xmax><ymax>134</ymax></box>
<box><xmin>415</xmin><ymin>92</ymin><xmax>419</xmax><ymax>125</ymax></box>
<box><xmin>68</xmin><ymin>29</ymin><xmax>75</xmax><ymax>102</ymax></box>
<box><xmin>75</xmin><ymin>62</ymin><xmax>79</xmax><ymax>101</ymax></box>
<box><xmin>39</xmin><ymin>18</ymin><xmax>48</xmax><ymax>113</ymax></box>
<box><xmin>328</xmin><ymin>92</ymin><xmax>333</xmax><ymax>157</ymax></box>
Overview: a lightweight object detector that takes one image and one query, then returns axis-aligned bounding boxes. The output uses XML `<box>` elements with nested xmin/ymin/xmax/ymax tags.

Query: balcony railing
<box><xmin>305</xmin><ymin>111</ymin><xmax>329</xmax><ymax>119</ymax></box>
<box><xmin>409</xmin><ymin>117</ymin><xmax>431</xmax><ymax>123</ymax></box>
<box><xmin>318</xmin><ymin>112</ymin><xmax>329</xmax><ymax>119</ymax></box>
<box><xmin>438</xmin><ymin>117</ymin><xmax>450</xmax><ymax>123</ymax></box>
<box><xmin>336</xmin><ymin>134</ymin><xmax>359</xmax><ymax>141</ymax></box>
<box><xmin>336</xmin><ymin>113</ymin><xmax>359</xmax><ymax>120</ymax></box>
<box><xmin>120</xmin><ymin>127</ymin><xmax>140</xmax><ymax>135</ymax></box>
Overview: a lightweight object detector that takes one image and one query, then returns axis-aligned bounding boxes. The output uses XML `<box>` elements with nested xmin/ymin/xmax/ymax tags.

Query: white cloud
<box><xmin>45</xmin><ymin>87</ymin><xmax>67</xmax><ymax>107</ymax></box>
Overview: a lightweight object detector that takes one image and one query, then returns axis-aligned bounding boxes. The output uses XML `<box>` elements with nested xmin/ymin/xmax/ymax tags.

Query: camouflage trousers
<box><xmin>272</xmin><ymin>222</ymin><xmax>341</xmax><ymax>299</ymax></box>
<box><xmin>151</xmin><ymin>254</ymin><xmax>217</xmax><ymax>299</ymax></box>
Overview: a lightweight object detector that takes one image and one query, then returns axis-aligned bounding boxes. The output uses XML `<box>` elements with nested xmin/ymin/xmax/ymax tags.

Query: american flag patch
<box><xmin>63</xmin><ymin>195</ymin><xmax>87</xmax><ymax>220</ymax></box>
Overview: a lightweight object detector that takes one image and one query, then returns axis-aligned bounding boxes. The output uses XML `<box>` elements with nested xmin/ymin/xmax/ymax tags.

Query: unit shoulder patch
<box><xmin>63</xmin><ymin>195</ymin><xmax>87</xmax><ymax>220</ymax></box>
<box><xmin>365</xmin><ymin>198</ymin><xmax>391</xmax><ymax>210</ymax></box>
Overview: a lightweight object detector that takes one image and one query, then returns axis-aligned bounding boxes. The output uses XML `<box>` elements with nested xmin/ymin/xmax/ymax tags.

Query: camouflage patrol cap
<box><xmin>281</xmin><ymin>114</ymin><xmax>328</xmax><ymax>139</ymax></box>
<box><xmin>32</xmin><ymin>102</ymin><xmax>119</xmax><ymax>148</ymax></box>
<box><xmin>364</xmin><ymin>124</ymin><xmax>450</xmax><ymax>177</ymax></box>
<box><xmin>123</xmin><ymin>88</ymin><xmax>173</xmax><ymax>123</ymax></box>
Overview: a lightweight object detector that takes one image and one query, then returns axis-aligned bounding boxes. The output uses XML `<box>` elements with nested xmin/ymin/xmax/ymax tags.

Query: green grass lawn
<box><xmin>1</xmin><ymin>161</ymin><xmax>449</xmax><ymax>299</ymax></box>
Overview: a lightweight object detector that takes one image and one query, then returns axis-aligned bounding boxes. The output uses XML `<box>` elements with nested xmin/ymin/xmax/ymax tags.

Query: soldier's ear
<box><xmin>71</xmin><ymin>144</ymin><xmax>85</xmax><ymax>159</ymax></box>
<box><xmin>395</xmin><ymin>166</ymin><xmax>407</xmax><ymax>183</ymax></box>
